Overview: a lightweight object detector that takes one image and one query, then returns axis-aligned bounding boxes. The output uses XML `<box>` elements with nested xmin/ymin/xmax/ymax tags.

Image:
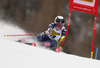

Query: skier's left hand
<box><xmin>57</xmin><ymin>41</ymin><xmax>61</xmax><ymax>44</ymax></box>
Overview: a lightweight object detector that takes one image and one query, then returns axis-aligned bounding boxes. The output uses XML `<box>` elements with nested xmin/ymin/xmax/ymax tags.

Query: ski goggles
<box><xmin>56</xmin><ymin>19</ymin><xmax>65</xmax><ymax>23</ymax></box>
<box><xmin>55</xmin><ymin>22</ymin><xmax>65</xmax><ymax>27</ymax></box>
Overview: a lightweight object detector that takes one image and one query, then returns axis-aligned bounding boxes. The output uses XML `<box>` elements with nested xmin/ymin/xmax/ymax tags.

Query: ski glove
<box><xmin>40</xmin><ymin>32</ymin><xmax>46</xmax><ymax>35</ymax></box>
<box><xmin>48</xmin><ymin>27</ymin><xmax>59</xmax><ymax>36</ymax></box>
<box><xmin>48</xmin><ymin>27</ymin><xmax>53</xmax><ymax>33</ymax></box>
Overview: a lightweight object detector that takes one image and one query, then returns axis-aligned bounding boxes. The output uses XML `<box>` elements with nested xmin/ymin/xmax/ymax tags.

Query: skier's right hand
<box><xmin>40</xmin><ymin>32</ymin><xmax>46</xmax><ymax>35</ymax></box>
<box><xmin>48</xmin><ymin>27</ymin><xmax>56</xmax><ymax>36</ymax></box>
<box><xmin>48</xmin><ymin>27</ymin><xmax>53</xmax><ymax>33</ymax></box>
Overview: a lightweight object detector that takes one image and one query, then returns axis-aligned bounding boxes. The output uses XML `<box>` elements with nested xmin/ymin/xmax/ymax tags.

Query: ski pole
<box><xmin>4</xmin><ymin>33</ymin><xmax>50</xmax><ymax>37</ymax></box>
<box><xmin>4</xmin><ymin>34</ymin><xmax>37</xmax><ymax>37</ymax></box>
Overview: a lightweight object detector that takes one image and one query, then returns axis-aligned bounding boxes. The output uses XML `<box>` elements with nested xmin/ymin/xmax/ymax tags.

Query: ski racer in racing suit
<box><xmin>37</xmin><ymin>16</ymin><xmax>66</xmax><ymax>47</ymax></box>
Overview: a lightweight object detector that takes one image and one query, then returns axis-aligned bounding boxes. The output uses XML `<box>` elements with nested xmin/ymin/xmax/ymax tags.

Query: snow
<box><xmin>0</xmin><ymin>38</ymin><xmax>100</xmax><ymax>68</ymax></box>
<box><xmin>0</xmin><ymin>21</ymin><xmax>100</xmax><ymax>68</ymax></box>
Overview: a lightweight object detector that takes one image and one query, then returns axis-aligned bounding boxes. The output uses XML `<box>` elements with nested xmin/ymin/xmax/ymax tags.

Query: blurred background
<box><xmin>0</xmin><ymin>0</ymin><xmax>100</xmax><ymax>60</ymax></box>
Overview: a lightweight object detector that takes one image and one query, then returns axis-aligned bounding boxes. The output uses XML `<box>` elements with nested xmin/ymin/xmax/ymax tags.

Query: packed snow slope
<box><xmin>0</xmin><ymin>38</ymin><xmax>100</xmax><ymax>68</ymax></box>
<box><xmin>0</xmin><ymin>21</ymin><xmax>100</xmax><ymax>68</ymax></box>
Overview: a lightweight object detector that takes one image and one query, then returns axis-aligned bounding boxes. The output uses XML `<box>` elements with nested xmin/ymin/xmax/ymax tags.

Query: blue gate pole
<box><xmin>95</xmin><ymin>48</ymin><xmax>98</xmax><ymax>59</ymax></box>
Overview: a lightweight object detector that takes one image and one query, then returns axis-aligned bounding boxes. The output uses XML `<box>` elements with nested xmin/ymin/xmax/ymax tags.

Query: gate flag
<box><xmin>68</xmin><ymin>0</ymin><xmax>98</xmax><ymax>59</ymax></box>
<box><xmin>59</xmin><ymin>0</ymin><xmax>98</xmax><ymax>56</ymax></box>
<box><xmin>69</xmin><ymin>0</ymin><xmax>98</xmax><ymax>14</ymax></box>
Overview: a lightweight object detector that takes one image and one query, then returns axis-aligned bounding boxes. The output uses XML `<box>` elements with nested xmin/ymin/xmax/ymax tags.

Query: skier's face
<box><xmin>55</xmin><ymin>23</ymin><xmax>62</xmax><ymax>30</ymax></box>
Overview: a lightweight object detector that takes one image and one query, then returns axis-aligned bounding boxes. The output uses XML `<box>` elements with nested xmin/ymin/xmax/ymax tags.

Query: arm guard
<box><xmin>57</xmin><ymin>36</ymin><xmax>65</xmax><ymax>44</ymax></box>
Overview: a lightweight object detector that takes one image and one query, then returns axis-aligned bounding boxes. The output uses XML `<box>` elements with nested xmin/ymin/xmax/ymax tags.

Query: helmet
<box><xmin>55</xmin><ymin>16</ymin><xmax>65</xmax><ymax>30</ymax></box>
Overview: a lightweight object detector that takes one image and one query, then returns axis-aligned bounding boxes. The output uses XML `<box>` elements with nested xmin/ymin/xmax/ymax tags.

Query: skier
<box><xmin>37</xmin><ymin>16</ymin><xmax>66</xmax><ymax>47</ymax></box>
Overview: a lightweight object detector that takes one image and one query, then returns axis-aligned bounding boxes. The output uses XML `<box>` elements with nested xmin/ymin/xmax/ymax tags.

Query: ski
<box><xmin>31</xmin><ymin>42</ymin><xmax>61</xmax><ymax>52</ymax></box>
<box><xmin>17</xmin><ymin>39</ymin><xmax>61</xmax><ymax>53</ymax></box>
